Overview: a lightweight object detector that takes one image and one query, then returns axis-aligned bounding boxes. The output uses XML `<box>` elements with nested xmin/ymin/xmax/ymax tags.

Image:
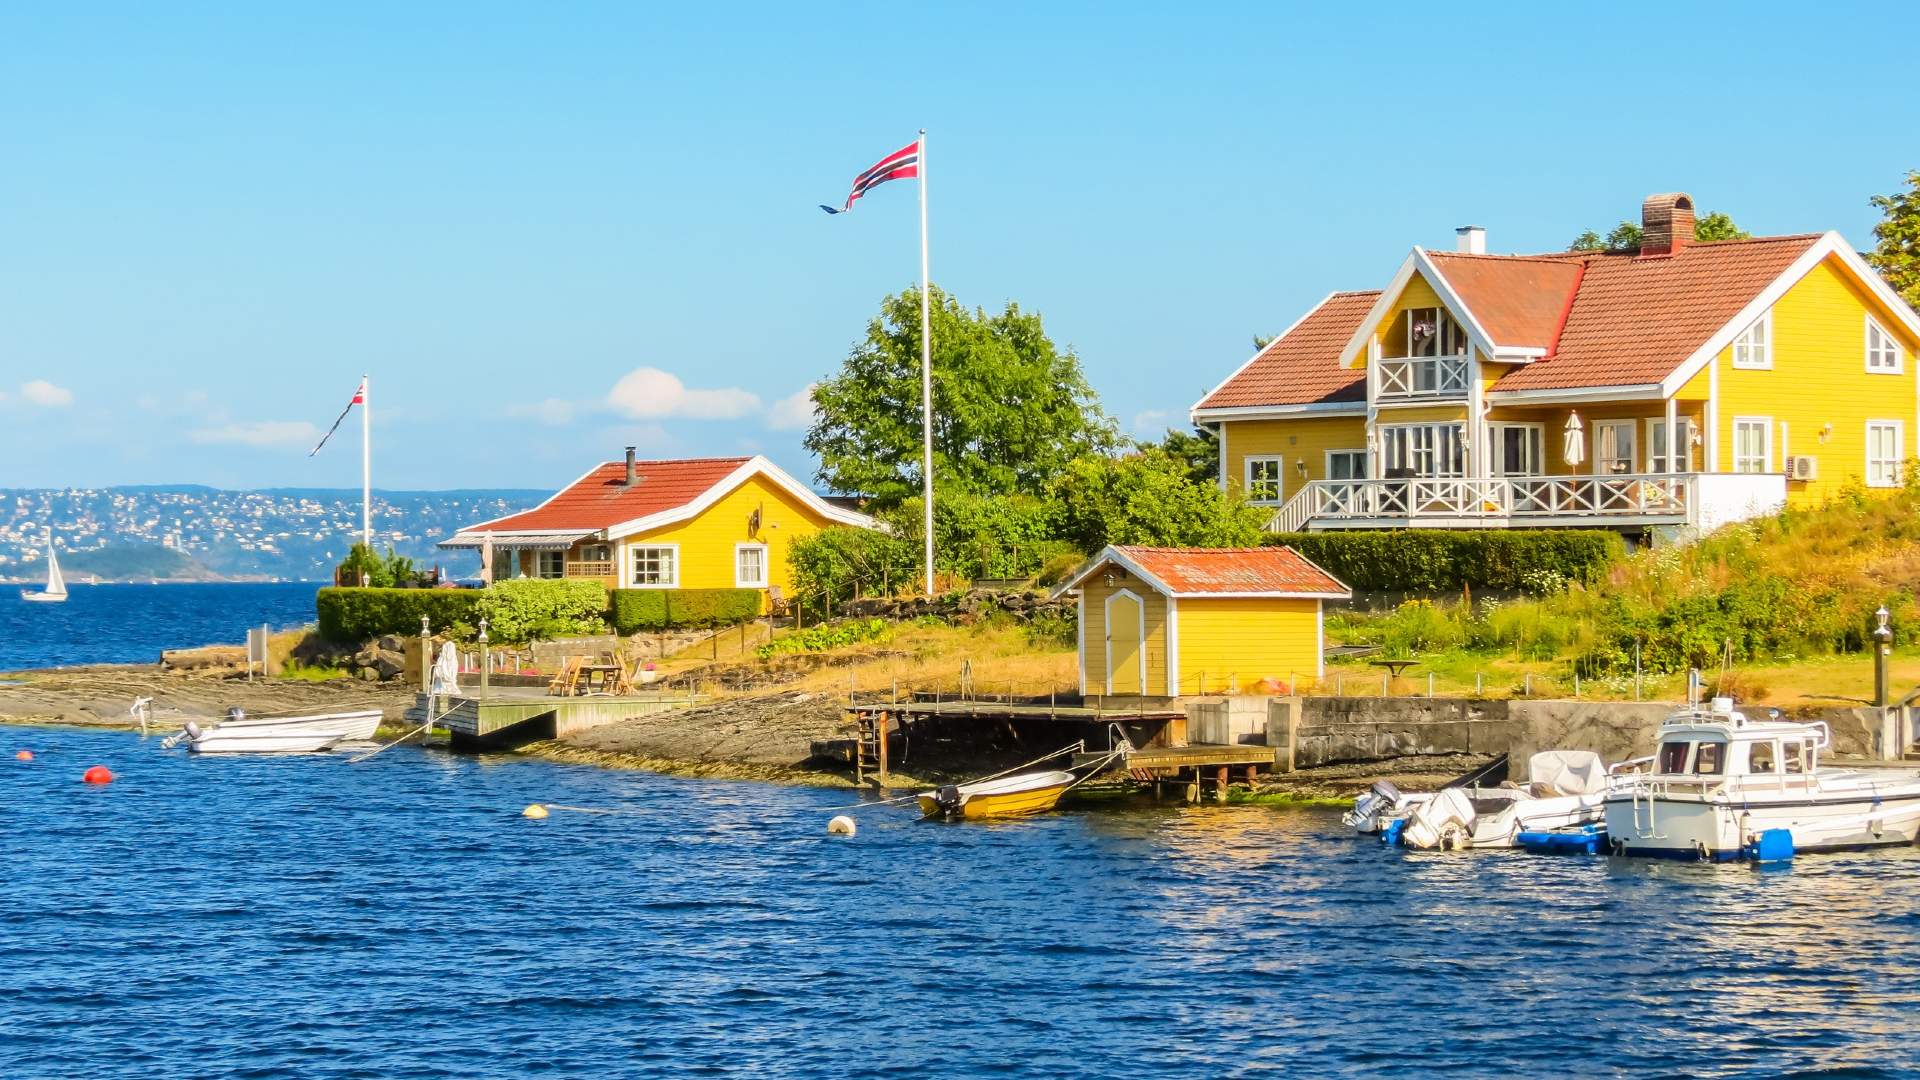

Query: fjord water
<box><xmin>0</xmin><ymin>583</ymin><xmax>321</xmax><ymax>669</ymax></box>
<box><xmin>5</xmin><ymin>731</ymin><xmax>1920</xmax><ymax>1079</ymax></box>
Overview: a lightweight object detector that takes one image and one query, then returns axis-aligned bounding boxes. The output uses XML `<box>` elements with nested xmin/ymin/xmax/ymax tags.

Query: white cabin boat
<box><xmin>1604</xmin><ymin>699</ymin><xmax>1920</xmax><ymax>860</ymax></box>
<box><xmin>20</xmin><ymin>530</ymin><xmax>67</xmax><ymax>603</ymax></box>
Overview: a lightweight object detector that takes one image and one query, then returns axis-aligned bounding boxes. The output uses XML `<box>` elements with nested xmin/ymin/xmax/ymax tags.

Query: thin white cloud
<box><xmin>20</xmin><ymin>380</ymin><xmax>74</xmax><ymax>407</ymax></box>
<box><xmin>607</xmin><ymin>367</ymin><xmax>760</xmax><ymax>421</ymax></box>
<box><xmin>188</xmin><ymin>420</ymin><xmax>323</xmax><ymax>448</ymax></box>
<box><xmin>507</xmin><ymin>398</ymin><xmax>577</xmax><ymax>426</ymax></box>
<box><xmin>767</xmin><ymin>384</ymin><xmax>818</xmax><ymax>431</ymax></box>
<box><xmin>1132</xmin><ymin>409</ymin><xmax>1169</xmax><ymax>433</ymax></box>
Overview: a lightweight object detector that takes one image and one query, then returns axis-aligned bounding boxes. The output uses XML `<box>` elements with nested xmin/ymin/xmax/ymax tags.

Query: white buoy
<box><xmin>827</xmin><ymin>815</ymin><xmax>856</xmax><ymax>836</ymax></box>
<box><xmin>522</xmin><ymin>804</ymin><xmax>549</xmax><ymax>820</ymax></box>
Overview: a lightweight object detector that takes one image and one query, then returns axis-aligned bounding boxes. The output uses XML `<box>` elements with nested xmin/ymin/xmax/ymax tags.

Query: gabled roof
<box><xmin>450</xmin><ymin>455</ymin><xmax>873</xmax><ymax>541</ymax></box>
<box><xmin>1190</xmin><ymin>291</ymin><xmax>1376</xmax><ymax>413</ymax></box>
<box><xmin>1424</xmin><ymin>252</ymin><xmax>1583</xmax><ymax>352</ymax></box>
<box><xmin>1053</xmin><ymin>545</ymin><xmax>1350</xmax><ymax>600</ymax></box>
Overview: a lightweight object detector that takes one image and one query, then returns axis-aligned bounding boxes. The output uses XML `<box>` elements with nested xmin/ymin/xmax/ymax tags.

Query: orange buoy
<box><xmin>82</xmin><ymin>765</ymin><xmax>114</xmax><ymax>784</ymax></box>
<box><xmin>14</xmin><ymin>750</ymin><xmax>31</xmax><ymax>761</ymax></box>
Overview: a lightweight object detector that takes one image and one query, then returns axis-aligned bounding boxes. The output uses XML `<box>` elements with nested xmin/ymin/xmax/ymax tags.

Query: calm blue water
<box><xmin>0</xmin><ymin>583</ymin><xmax>321</xmax><ymax>670</ymax></box>
<box><xmin>5</xmin><ymin>729</ymin><xmax>1920</xmax><ymax>1078</ymax></box>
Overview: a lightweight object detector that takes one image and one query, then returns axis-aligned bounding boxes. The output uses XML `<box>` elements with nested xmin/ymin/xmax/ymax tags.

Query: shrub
<box><xmin>1265</xmin><ymin>530</ymin><xmax>1624</xmax><ymax>593</ymax></box>
<box><xmin>474</xmin><ymin>580</ymin><xmax>609</xmax><ymax>643</ymax></box>
<box><xmin>787</xmin><ymin>525</ymin><xmax>918</xmax><ymax>608</ymax></box>
<box><xmin>756</xmin><ymin>618</ymin><xmax>891</xmax><ymax>658</ymax></box>
<box><xmin>608</xmin><ymin>588</ymin><xmax>763</xmax><ymax>633</ymax></box>
<box><xmin>315</xmin><ymin>587</ymin><xmax>485</xmax><ymax>642</ymax></box>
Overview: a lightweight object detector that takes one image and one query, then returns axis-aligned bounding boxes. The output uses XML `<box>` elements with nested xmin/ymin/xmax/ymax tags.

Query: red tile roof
<box><xmin>1490</xmin><ymin>235</ymin><xmax>1821</xmax><ymax>391</ymax></box>
<box><xmin>466</xmin><ymin>457</ymin><xmax>752</xmax><ymax>532</ymax></box>
<box><xmin>1192</xmin><ymin>291</ymin><xmax>1376</xmax><ymax>410</ymax></box>
<box><xmin>1424</xmin><ymin>253</ymin><xmax>1583</xmax><ymax>351</ymax></box>
<box><xmin>1111</xmin><ymin>545</ymin><xmax>1349</xmax><ymax>597</ymax></box>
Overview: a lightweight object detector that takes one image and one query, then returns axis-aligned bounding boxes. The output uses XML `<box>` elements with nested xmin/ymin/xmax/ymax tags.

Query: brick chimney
<box><xmin>624</xmin><ymin>446</ymin><xmax>638</xmax><ymax>487</ymax></box>
<box><xmin>1639</xmin><ymin>193</ymin><xmax>1695</xmax><ymax>257</ymax></box>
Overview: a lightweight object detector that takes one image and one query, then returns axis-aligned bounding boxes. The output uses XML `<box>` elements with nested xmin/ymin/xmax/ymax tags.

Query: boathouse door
<box><xmin>1106</xmin><ymin>589</ymin><xmax>1145</xmax><ymax>695</ymax></box>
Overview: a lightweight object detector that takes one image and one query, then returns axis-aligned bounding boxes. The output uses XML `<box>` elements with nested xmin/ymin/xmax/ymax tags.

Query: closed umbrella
<box><xmin>1562</xmin><ymin>411</ymin><xmax>1587</xmax><ymax>469</ymax></box>
<box><xmin>480</xmin><ymin>533</ymin><xmax>494</xmax><ymax>587</ymax></box>
<box><xmin>430</xmin><ymin>641</ymin><xmax>460</xmax><ymax>696</ymax></box>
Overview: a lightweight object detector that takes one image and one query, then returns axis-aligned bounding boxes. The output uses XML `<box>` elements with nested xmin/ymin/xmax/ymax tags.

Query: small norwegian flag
<box><xmin>310</xmin><ymin>378</ymin><xmax>367</xmax><ymax>456</ymax></box>
<box><xmin>820</xmin><ymin>139</ymin><xmax>919</xmax><ymax>214</ymax></box>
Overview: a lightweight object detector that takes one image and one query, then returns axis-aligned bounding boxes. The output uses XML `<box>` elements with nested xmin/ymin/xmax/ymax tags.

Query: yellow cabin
<box><xmin>441</xmin><ymin>449</ymin><xmax>874</xmax><ymax>607</ymax></box>
<box><xmin>1053</xmin><ymin>545</ymin><xmax>1349</xmax><ymax>700</ymax></box>
<box><xmin>1191</xmin><ymin>192</ymin><xmax>1920</xmax><ymax>542</ymax></box>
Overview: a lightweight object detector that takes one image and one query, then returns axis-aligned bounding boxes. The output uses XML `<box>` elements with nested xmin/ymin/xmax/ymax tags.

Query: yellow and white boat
<box><xmin>919</xmin><ymin>769</ymin><xmax>1077</xmax><ymax>820</ymax></box>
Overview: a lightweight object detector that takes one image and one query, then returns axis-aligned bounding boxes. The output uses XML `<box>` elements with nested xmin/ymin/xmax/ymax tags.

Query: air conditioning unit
<box><xmin>1784</xmin><ymin>455</ymin><xmax>1818</xmax><ymax>481</ymax></box>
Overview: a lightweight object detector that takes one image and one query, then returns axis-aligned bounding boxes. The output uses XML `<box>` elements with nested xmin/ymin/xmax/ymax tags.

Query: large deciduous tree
<box><xmin>1569</xmin><ymin>210</ymin><xmax>1749</xmax><ymax>254</ymax></box>
<box><xmin>1867</xmin><ymin>170</ymin><xmax>1920</xmax><ymax>309</ymax></box>
<box><xmin>807</xmin><ymin>286</ymin><xmax>1118</xmax><ymax>506</ymax></box>
<box><xmin>1048</xmin><ymin>448</ymin><xmax>1266</xmax><ymax>553</ymax></box>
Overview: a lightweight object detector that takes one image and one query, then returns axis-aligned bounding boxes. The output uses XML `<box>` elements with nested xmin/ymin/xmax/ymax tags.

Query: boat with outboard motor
<box><xmin>1347</xmin><ymin>751</ymin><xmax>1624</xmax><ymax>850</ymax></box>
<box><xmin>919</xmin><ymin>770</ymin><xmax>1078</xmax><ymax>820</ymax></box>
<box><xmin>1604</xmin><ymin>698</ymin><xmax>1920</xmax><ymax>860</ymax></box>
<box><xmin>161</xmin><ymin>707</ymin><xmax>383</xmax><ymax>755</ymax></box>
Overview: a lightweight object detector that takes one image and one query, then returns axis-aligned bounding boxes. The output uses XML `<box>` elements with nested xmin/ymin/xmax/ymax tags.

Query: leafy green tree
<box><xmin>1568</xmin><ymin>211</ymin><xmax>1748</xmax><ymax>253</ymax></box>
<box><xmin>1048</xmin><ymin>448</ymin><xmax>1266</xmax><ymax>553</ymax></box>
<box><xmin>334</xmin><ymin>542</ymin><xmax>416</xmax><ymax>588</ymax></box>
<box><xmin>1149</xmin><ymin>425</ymin><xmax>1220</xmax><ymax>485</ymax></box>
<box><xmin>807</xmin><ymin>286</ymin><xmax>1119</xmax><ymax>506</ymax></box>
<box><xmin>1692</xmin><ymin>211</ymin><xmax>1749</xmax><ymax>242</ymax></box>
<box><xmin>1868</xmin><ymin>170</ymin><xmax>1920</xmax><ymax>309</ymax></box>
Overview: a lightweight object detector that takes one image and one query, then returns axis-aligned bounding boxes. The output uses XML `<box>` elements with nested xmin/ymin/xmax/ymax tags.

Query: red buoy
<box><xmin>13</xmin><ymin>750</ymin><xmax>30</xmax><ymax>762</ymax></box>
<box><xmin>82</xmin><ymin>765</ymin><xmax>114</xmax><ymax>784</ymax></box>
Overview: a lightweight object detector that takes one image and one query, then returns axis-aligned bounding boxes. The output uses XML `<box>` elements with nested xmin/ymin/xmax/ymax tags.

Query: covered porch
<box><xmin>438</xmin><ymin>530</ymin><xmax>618</xmax><ymax>586</ymax></box>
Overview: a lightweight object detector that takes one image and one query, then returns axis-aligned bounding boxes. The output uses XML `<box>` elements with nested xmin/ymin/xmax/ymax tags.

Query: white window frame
<box><xmin>627</xmin><ymin>543</ymin><xmax>681</xmax><ymax>589</ymax></box>
<box><xmin>1244</xmin><ymin>455</ymin><xmax>1285</xmax><ymax>505</ymax></box>
<box><xmin>733</xmin><ymin>542</ymin><xmax>770</xmax><ymax>589</ymax></box>
<box><xmin>1866</xmin><ymin>315</ymin><xmax>1904</xmax><ymax>374</ymax></box>
<box><xmin>1645</xmin><ymin>417</ymin><xmax>1695</xmax><ymax>473</ymax></box>
<box><xmin>1732</xmin><ymin>417</ymin><xmax>1773</xmax><ymax>474</ymax></box>
<box><xmin>1867</xmin><ymin>420</ymin><xmax>1903</xmax><ymax>488</ymax></box>
<box><xmin>1488</xmin><ymin>422</ymin><xmax>1545</xmax><ymax>477</ymax></box>
<box><xmin>1593</xmin><ymin>419</ymin><xmax>1637</xmax><ymax>475</ymax></box>
<box><xmin>1732</xmin><ymin>312</ymin><xmax>1772</xmax><ymax>370</ymax></box>
<box><xmin>1324</xmin><ymin>449</ymin><xmax>1367</xmax><ymax>481</ymax></box>
<box><xmin>1378</xmin><ymin>422</ymin><xmax>1466</xmax><ymax>478</ymax></box>
<box><xmin>535</xmin><ymin>550</ymin><xmax>566</xmax><ymax>579</ymax></box>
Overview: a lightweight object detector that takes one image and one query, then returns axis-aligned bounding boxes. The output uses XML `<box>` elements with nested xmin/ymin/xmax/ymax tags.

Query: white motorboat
<box><xmin>1604</xmin><ymin>698</ymin><xmax>1920</xmax><ymax>860</ymax></box>
<box><xmin>20</xmin><ymin>530</ymin><xmax>67</xmax><ymax>603</ymax></box>
<box><xmin>163</xmin><ymin>707</ymin><xmax>383</xmax><ymax>754</ymax></box>
<box><xmin>1346</xmin><ymin>751</ymin><xmax>1620</xmax><ymax>850</ymax></box>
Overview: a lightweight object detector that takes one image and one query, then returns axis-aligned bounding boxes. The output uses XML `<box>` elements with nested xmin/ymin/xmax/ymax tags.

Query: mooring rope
<box><xmin>823</xmin><ymin>740</ymin><xmax>1089</xmax><ymax>810</ymax></box>
<box><xmin>345</xmin><ymin>700</ymin><xmax>463</xmax><ymax>763</ymax></box>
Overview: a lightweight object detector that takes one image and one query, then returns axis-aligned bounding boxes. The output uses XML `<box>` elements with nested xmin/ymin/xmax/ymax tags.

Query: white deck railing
<box><xmin>1265</xmin><ymin>473</ymin><xmax>1696</xmax><ymax>531</ymax></box>
<box><xmin>1376</xmin><ymin>354</ymin><xmax>1470</xmax><ymax>399</ymax></box>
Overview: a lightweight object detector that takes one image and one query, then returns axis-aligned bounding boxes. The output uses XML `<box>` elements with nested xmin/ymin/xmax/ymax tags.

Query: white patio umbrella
<box><xmin>1562</xmin><ymin>411</ymin><xmax>1587</xmax><ymax>468</ymax></box>
<box><xmin>479</xmin><ymin>533</ymin><xmax>494</xmax><ymax>587</ymax></box>
<box><xmin>430</xmin><ymin>640</ymin><xmax>460</xmax><ymax>696</ymax></box>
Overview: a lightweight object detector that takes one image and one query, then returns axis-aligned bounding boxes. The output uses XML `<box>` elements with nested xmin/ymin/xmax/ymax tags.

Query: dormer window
<box><xmin>1732</xmin><ymin>312</ymin><xmax>1771</xmax><ymax>369</ymax></box>
<box><xmin>1387</xmin><ymin>307</ymin><xmax>1469</xmax><ymax>358</ymax></box>
<box><xmin>1867</xmin><ymin>316</ymin><xmax>1904</xmax><ymax>373</ymax></box>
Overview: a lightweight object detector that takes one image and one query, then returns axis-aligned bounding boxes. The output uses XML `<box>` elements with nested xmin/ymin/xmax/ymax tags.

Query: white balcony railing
<box><xmin>1266</xmin><ymin>473</ymin><xmax>1698</xmax><ymax>532</ymax></box>
<box><xmin>1376</xmin><ymin>353</ymin><xmax>1470</xmax><ymax>399</ymax></box>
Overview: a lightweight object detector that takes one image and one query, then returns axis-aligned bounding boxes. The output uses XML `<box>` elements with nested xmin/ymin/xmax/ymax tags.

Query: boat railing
<box><xmin>1608</xmin><ymin>754</ymin><xmax>1655</xmax><ymax>775</ymax></box>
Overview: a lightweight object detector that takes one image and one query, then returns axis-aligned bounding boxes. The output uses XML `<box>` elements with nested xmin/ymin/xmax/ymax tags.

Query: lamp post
<box><xmin>477</xmin><ymin>617</ymin><xmax>491</xmax><ymax>698</ymax></box>
<box><xmin>1875</xmin><ymin>606</ymin><xmax>1892</xmax><ymax>709</ymax></box>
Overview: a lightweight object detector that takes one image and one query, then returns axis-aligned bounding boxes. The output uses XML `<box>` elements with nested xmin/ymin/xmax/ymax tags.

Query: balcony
<box><xmin>563</xmin><ymin>560</ymin><xmax>615</xmax><ymax>579</ymax></box>
<box><xmin>1264</xmin><ymin>473</ymin><xmax>1786</xmax><ymax>533</ymax></box>
<box><xmin>1376</xmin><ymin>353</ymin><xmax>1469</xmax><ymax>400</ymax></box>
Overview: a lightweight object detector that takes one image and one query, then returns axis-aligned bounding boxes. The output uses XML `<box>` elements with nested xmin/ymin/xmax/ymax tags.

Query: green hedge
<box><xmin>609</xmin><ymin>588</ymin><xmax>763</xmax><ymax>632</ymax></box>
<box><xmin>474</xmin><ymin>580</ymin><xmax>609</xmax><ymax>643</ymax></box>
<box><xmin>316</xmin><ymin>587</ymin><xmax>485</xmax><ymax>642</ymax></box>
<box><xmin>1263</xmin><ymin>530</ymin><xmax>1625</xmax><ymax>593</ymax></box>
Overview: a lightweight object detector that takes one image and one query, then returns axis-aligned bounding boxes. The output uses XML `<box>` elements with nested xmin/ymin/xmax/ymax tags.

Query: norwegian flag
<box><xmin>820</xmin><ymin>139</ymin><xmax>919</xmax><ymax>214</ymax></box>
<box><xmin>310</xmin><ymin>377</ymin><xmax>367</xmax><ymax>456</ymax></box>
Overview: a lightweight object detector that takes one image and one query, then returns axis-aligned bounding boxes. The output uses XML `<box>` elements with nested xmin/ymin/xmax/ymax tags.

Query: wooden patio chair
<box><xmin>767</xmin><ymin>585</ymin><xmax>792</xmax><ymax>619</ymax></box>
<box><xmin>546</xmin><ymin>655</ymin><xmax>584</xmax><ymax>697</ymax></box>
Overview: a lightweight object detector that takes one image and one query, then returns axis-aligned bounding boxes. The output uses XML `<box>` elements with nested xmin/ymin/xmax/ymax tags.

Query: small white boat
<box><xmin>211</xmin><ymin>707</ymin><xmax>383</xmax><ymax>742</ymax></box>
<box><xmin>20</xmin><ymin>530</ymin><xmax>67</xmax><ymax>603</ymax></box>
<box><xmin>1604</xmin><ymin>698</ymin><xmax>1920</xmax><ymax>860</ymax></box>
<box><xmin>163</xmin><ymin>707</ymin><xmax>382</xmax><ymax>754</ymax></box>
<box><xmin>1349</xmin><ymin>751</ymin><xmax>1619</xmax><ymax>850</ymax></box>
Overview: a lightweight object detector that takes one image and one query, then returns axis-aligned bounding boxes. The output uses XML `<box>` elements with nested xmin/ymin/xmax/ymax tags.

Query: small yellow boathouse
<box><xmin>1054</xmin><ymin>545</ymin><xmax>1349</xmax><ymax>700</ymax></box>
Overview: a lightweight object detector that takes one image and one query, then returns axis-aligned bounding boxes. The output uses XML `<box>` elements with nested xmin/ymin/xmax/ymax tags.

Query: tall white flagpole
<box><xmin>917</xmin><ymin>129</ymin><xmax>934</xmax><ymax>599</ymax></box>
<box><xmin>361</xmin><ymin>373</ymin><xmax>372</xmax><ymax>550</ymax></box>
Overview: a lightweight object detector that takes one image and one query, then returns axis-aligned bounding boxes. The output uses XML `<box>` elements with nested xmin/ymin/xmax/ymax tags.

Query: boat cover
<box><xmin>1527</xmin><ymin>750</ymin><xmax>1607</xmax><ymax>797</ymax></box>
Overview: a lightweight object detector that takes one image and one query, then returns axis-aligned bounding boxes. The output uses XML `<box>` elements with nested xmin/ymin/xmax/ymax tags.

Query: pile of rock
<box><xmin>348</xmin><ymin>635</ymin><xmax>410</xmax><ymax>682</ymax></box>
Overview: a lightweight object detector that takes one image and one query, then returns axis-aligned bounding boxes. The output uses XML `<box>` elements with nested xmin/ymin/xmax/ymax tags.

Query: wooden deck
<box><xmin>1076</xmin><ymin>743</ymin><xmax>1276</xmax><ymax>771</ymax></box>
<box><xmin>418</xmin><ymin>691</ymin><xmax>699</xmax><ymax>742</ymax></box>
<box><xmin>847</xmin><ymin>700</ymin><xmax>1186</xmax><ymax>723</ymax></box>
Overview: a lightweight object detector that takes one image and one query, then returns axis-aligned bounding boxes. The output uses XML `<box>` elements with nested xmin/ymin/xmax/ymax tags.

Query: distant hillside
<box><xmin>0</xmin><ymin>486</ymin><xmax>548</xmax><ymax>582</ymax></box>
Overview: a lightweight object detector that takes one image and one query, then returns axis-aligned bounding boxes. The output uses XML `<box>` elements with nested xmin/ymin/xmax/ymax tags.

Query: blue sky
<box><xmin>0</xmin><ymin>2</ymin><xmax>1907</xmax><ymax>493</ymax></box>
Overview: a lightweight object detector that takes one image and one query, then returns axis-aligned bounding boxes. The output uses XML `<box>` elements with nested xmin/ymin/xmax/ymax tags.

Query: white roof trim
<box><xmin>606</xmin><ymin>456</ymin><xmax>874</xmax><ymax>540</ymax></box>
<box><xmin>1189</xmin><ymin>292</ymin><xmax>1342</xmax><ymax>422</ymax></box>
<box><xmin>1334</xmin><ymin>254</ymin><xmax>1419</xmax><ymax>376</ymax></box>
<box><xmin>1050</xmin><ymin>546</ymin><xmax>1350</xmax><ymax>602</ymax></box>
<box><xmin>1486</xmin><ymin>383</ymin><xmax>1666</xmax><ymax>404</ymax></box>
<box><xmin>1332</xmin><ymin>250</ymin><xmax>1507</xmax><ymax>378</ymax></box>
<box><xmin>1191</xmin><ymin>401</ymin><xmax>1367</xmax><ymax>422</ymax></box>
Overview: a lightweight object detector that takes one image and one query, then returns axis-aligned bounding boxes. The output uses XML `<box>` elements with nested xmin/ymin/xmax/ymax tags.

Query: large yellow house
<box><xmin>440</xmin><ymin>450</ymin><xmax>873</xmax><ymax>602</ymax></box>
<box><xmin>1191</xmin><ymin>193</ymin><xmax>1920</xmax><ymax>538</ymax></box>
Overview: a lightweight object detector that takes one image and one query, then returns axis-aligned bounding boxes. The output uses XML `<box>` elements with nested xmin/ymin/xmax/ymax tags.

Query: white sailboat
<box><xmin>20</xmin><ymin>531</ymin><xmax>67</xmax><ymax>603</ymax></box>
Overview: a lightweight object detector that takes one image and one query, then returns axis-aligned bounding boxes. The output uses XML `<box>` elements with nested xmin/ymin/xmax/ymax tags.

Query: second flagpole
<box><xmin>917</xmin><ymin>129</ymin><xmax>934</xmax><ymax>599</ymax></box>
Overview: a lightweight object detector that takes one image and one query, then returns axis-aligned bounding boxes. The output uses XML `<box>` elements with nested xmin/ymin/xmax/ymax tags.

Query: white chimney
<box><xmin>1455</xmin><ymin>225</ymin><xmax>1486</xmax><ymax>254</ymax></box>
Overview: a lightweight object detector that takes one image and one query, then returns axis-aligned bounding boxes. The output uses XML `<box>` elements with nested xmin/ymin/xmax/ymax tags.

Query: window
<box><xmin>1867</xmin><ymin>316</ymin><xmax>1904</xmax><ymax>373</ymax></box>
<box><xmin>1490</xmin><ymin>424</ymin><xmax>1544</xmax><ymax>477</ymax></box>
<box><xmin>629</xmin><ymin>545</ymin><xmax>678</xmax><ymax>587</ymax></box>
<box><xmin>1594</xmin><ymin>420</ymin><xmax>1636</xmax><ymax>475</ymax></box>
<box><xmin>1748</xmin><ymin>741</ymin><xmax>1776</xmax><ymax>775</ymax></box>
<box><xmin>1867</xmin><ymin>421</ymin><xmax>1903</xmax><ymax>488</ymax></box>
<box><xmin>1326</xmin><ymin>450</ymin><xmax>1367</xmax><ymax>481</ymax></box>
<box><xmin>1733</xmin><ymin>418</ymin><xmax>1772</xmax><ymax>474</ymax></box>
<box><xmin>735</xmin><ymin>543</ymin><xmax>769</xmax><ymax>588</ymax></box>
<box><xmin>536</xmin><ymin>550</ymin><xmax>565</xmax><ymax>579</ymax></box>
<box><xmin>1378</xmin><ymin>423</ymin><xmax>1466</xmax><ymax>478</ymax></box>
<box><xmin>1390</xmin><ymin>306</ymin><xmax>1470</xmax><ymax>358</ymax></box>
<box><xmin>1692</xmin><ymin>742</ymin><xmax>1725</xmax><ymax>776</ymax></box>
<box><xmin>1244</xmin><ymin>456</ymin><xmax>1284</xmax><ymax>503</ymax></box>
<box><xmin>1784</xmin><ymin>741</ymin><xmax>1809</xmax><ymax>774</ymax></box>
<box><xmin>578</xmin><ymin>544</ymin><xmax>611</xmax><ymax>563</ymax></box>
<box><xmin>1732</xmin><ymin>313</ymin><xmax>1771</xmax><ymax>369</ymax></box>
<box><xmin>1646</xmin><ymin>417</ymin><xmax>1695</xmax><ymax>473</ymax></box>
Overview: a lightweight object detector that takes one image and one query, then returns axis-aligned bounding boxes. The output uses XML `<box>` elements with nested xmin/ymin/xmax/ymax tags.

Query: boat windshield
<box><xmin>1656</xmin><ymin>738</ymin><xmax>1727</xmax><ymax>776</ymax></box>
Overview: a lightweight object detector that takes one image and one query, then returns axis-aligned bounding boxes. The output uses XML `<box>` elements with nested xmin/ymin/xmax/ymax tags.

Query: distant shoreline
<box><xmin>1</xmin><ymin>579</ymin><xmax>327</xmax><ymax>587</ymax></box>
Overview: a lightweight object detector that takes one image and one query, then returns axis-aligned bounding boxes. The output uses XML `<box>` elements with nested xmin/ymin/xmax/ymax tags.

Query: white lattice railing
<box><xmin>1376</xmin><ymin>353</ymin><xmax>1470</xmax><ymax>399</ymax></box>
<box><xmin>1265</xmin><ymin>473</ymin><xmax>1695</xmax><ymax>531</ymax></box>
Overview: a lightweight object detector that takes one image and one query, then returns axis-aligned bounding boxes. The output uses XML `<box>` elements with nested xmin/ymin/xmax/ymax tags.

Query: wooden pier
<box><xmin>415</xmin><ymin>689</ymin><xmax>700</xmax><ymax>747</ymax></box>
